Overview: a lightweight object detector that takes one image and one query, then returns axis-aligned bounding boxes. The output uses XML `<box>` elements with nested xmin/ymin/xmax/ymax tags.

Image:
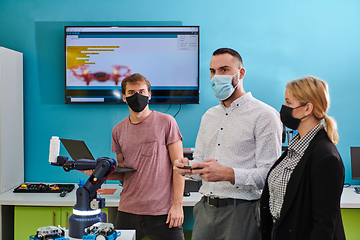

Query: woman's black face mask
<box><xmin>280</xmin><ymin>104</ymin><xmax>307</xmax><ymax>130</ymax></box>
<box><xmin>126</xmin><ymin>93</ymin><xmax>149</xmax><ymax>112</ymax></box>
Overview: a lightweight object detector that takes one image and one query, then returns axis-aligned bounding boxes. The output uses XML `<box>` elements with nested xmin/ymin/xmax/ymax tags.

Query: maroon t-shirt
<box><xmin>112</xmin><ymin>111</ymin><xmax>182</xmax><ymax>215</ymax></box>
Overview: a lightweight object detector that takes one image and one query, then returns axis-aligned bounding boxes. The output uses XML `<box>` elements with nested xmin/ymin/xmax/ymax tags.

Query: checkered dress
<box><xmin>268</xmin><ymin>123</ymin><xmax>323</xmax><ymax>219</ymax></box>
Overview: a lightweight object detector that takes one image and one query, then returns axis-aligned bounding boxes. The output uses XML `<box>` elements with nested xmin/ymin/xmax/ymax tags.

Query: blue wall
<box><xmin>0</xmin><ymin>0</ymin><xmax>360</xmax><ymax>184</ymax></box>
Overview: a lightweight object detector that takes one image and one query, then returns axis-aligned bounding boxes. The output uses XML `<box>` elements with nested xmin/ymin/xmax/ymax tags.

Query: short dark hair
<box><xmin>213</xmin><ymin>48</ymin><xmax>243</xmax><ymax>67</ymax></box>
<box><xmin>121</xmin><ymin>73</ymin><xmax>151</xmax><ymax>95</ymax></box>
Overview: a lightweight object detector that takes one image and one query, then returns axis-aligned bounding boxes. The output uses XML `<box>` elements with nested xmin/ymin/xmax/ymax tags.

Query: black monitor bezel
<box><xmin>64</xmin><ymin>25</ymin><xmax>200</xmax><ymax>104</ymax></box>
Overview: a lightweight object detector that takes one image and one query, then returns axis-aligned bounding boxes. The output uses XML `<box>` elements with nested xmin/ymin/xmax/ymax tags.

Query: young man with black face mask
<box><xmin>174</xmin><ymin>48</ymin><xmax>283</xmax><ymax>240</ymax></box>
<box><xmin>109</xmin><ymin>73</ymin><xmax>185</xmax><ymax>240</ymax></box>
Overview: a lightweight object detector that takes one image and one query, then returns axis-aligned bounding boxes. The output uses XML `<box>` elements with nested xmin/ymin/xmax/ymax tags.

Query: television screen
<box><xmin>65</xmin><ymin>26</ymin><xmax>199</xmax><ymax>104</ymax></box>
<box><xmin>351</xmin><ymin>147</ymin><xmax>360</xmax><ymax>180</ymax></box>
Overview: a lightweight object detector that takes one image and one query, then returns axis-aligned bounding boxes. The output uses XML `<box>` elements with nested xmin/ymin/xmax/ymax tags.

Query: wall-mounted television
<box><xmin>65</xmin><ymin>26</ymin><xmax>199</xmax><ymax>104</ymax></box>
<box><xmin>351</xmin><ymin>147</ymin><xmax>360</xmax><ymax>180</ymax></box>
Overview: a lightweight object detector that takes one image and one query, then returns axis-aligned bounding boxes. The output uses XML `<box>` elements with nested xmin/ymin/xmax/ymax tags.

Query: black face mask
<box><xmin>280</xmin><ymin>104</ymin><xmax>306</xmax><ymax>130</ymax></box>
<box><xmin>126</xmin><ymin>93</ymin><xmax>149</xmax><ymax>112</ymax></box>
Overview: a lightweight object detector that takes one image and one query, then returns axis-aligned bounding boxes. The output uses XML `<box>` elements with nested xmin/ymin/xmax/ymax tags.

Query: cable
<box><xmin>164</xmin><ymin>104</ymin><xmax>172</xmax><ymax>113</ymax></box>
<box><xmin>173</xmin><ymin>104</ymin><xmax>182</xmax><ymax>118</ymax></box>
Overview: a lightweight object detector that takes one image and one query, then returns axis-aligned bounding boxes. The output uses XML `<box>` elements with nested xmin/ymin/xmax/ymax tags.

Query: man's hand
<box><xmin>173</xmin><ymin>157</ymin><xmax>193</xmax><ymax>176</ymax></box>
<box><xmin>191</xmin><ymin>158</ymin><xmax>235</xmax><ymax>183</ymax></box>
<box><xmin>166</xmin><ymin>204</ymin><xmax>184</xmax><ymax>228</ymax></box>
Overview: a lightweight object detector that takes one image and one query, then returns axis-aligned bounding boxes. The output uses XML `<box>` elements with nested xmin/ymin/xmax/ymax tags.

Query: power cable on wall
<box><xmin>163</xmin><ymin>104</ymin><xmax>182</xmax><ymax>118</ymax></box>
<box><xmin>173</xmin><ymin>104</ymin><xmax>181</xmax><ymax>118</ymax></box>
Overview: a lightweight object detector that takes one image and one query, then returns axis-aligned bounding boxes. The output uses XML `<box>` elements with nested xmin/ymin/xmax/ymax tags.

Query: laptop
<box><xmin>60</xmin><ymin>139</ymin><xmax>95</xmax><ymax>160</ymax></box>
<box><xmin>60</xmin><ymin>138</ymin><xmax>135</xmax><ymax>173</ymax></box>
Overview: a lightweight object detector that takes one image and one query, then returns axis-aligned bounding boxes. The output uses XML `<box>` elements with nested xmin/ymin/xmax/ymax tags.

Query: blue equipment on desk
<box><xmin>29</xmin><ymin>226</ymin><xmax>69</xmax><ymax>240</ymax></box>
<box><xmin>83</xmin><ymin>222</ymin><xmax>121</xmax><ymax>240</ymax></box>
<box><xmin>52</xmin><ymin>156</ymin><xmax>117</xmax><ymax>239</ymax></box>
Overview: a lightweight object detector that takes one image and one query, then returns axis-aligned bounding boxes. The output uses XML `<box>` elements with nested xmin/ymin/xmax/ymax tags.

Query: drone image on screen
<box><xmin>70</xmin><ymin>65</ymin><xmax>131</xmax><ymax>86</ymax></box>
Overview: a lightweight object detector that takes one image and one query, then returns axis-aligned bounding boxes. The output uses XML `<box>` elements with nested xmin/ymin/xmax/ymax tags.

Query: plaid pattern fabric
<box><xmin>268</xmin><ymin>123</ymin><xmax>323</xmax><ymax>219</ymax></box>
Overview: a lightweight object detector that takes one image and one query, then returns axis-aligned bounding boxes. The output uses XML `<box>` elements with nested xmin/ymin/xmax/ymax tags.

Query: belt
<box><xmin>202</xmin><ymin>196</ymin><xmax>256</xmax><ymax>208</ymax></box>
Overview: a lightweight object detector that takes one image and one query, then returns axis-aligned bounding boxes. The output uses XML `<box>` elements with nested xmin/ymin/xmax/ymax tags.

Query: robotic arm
<box><xmin>63</xmin><ymin>157</ymin><xmax>116</xmax><ymax>204</ymax></box>
<box><xmin>54</xmin><ymin>156</ymin><xmax>117</xmax><ymax>239</ymax></box>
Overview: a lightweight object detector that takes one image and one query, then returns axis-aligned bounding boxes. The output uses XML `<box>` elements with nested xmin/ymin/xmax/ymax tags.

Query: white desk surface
<box><xmin>116</xmin><ymin>230</ymin><xmax>135</xmax><ymax>240</ymax></box>
<box><xmin>2</xmin><ymin>183</ymin><xmax>359</xmax><ymax>208</ymax></box>
<box><xmin>340</xmin><ymin>186</ymin><xmax>360</xmax><ymax>208</ymax></box>
<box><xmin>0</xmin><ymin>183</ymin><xmax>202</xmax><ymax>207</ymax></box>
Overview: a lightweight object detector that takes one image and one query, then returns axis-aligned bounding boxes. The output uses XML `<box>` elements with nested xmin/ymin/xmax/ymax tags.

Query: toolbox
<box><xmin>13</xmin><ymin>183</ymin><xmax>75</xmax><ymax>193</ymax></box>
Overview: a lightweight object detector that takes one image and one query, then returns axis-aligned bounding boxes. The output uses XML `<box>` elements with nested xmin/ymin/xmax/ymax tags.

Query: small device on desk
<box><xmin>13</xmin><ymin>183</ymin><xmax>74</xmax><ymax>194</ymax></box>
<box><xmin>29</xmin><ymin>226</ymin><xmax>69</xmax><ymax>240</ymax></box>
<box><xmin>354</xmin><ymin>187</ymin><xmax>360</xmax><ymax>194</ymax></box>
<box><xmin>83</xmin><ymin>222</ymin><xmax>121</xmax><ymax>240</ymax></box>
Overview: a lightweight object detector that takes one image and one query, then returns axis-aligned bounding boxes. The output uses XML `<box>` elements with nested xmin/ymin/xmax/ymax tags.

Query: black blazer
<box><xmin>260</xmin><ymin>129</ymin><xmax>345</xmax><ymax>240</ymax></box>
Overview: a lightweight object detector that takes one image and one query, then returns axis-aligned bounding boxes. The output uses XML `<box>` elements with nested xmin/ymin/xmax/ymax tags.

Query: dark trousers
<box><xmin>115</xmin><ymin>210</ymin><xmax>184</xmax><ymax>240</ymax></box>
<box><xmin>191</xmin><ymin>197</ymin><xmax>260</xmax><ymax>240</ymax></box>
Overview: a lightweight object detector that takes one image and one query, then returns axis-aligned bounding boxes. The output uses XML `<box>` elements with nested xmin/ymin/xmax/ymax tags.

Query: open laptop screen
<box><xmin>60</xmin><ymin>138</ymin><xmax>95</xmax><ymax>160</ymax></box>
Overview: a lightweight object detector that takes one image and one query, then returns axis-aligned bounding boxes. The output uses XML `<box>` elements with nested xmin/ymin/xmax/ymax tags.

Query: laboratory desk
<box><xmin>339</xmin><ymin>186</ymin><xmax>360</xmax><ymax>240</ymax></box>
<box><xmin>0</xmin><ymin>183</ymin><xmax>202</xmax><ymax>207</ymax></box>
<box><xmin>3</xmin><ymin>184</ymin><xmax>360</xmax><ymax>240</ymax></box>
<box><xmin>340</xmin><ymin>185</ymin><xmax>360</xmax><ymax>208</ymax></box>
<box><xmin>0</xmin><ymin>183</ymin><xmax>202</xmax><ymax>240</ymax></box>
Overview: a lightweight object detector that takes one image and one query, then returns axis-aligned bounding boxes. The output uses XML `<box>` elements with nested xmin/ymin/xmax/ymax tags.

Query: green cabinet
<box><xmin>60</xmin><ymin>206</ymin><xmax>73</xmax><ymax>230</ymax></box>
<box><xmin>15</xmin><ymin>206</ymin><xmax>62</xmax><ymax>240</ymax></box>
<box><xmin>14</xmin><ymin>206</ymin><xmax>108</xmax><ymax>240</ymax></box>
<box><xmin>341</xmin><ymin>208</ymin><xmax>360</xmax><ymax>240</ymax></box>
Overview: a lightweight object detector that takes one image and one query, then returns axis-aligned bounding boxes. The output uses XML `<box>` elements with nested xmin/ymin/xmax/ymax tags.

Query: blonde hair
<box><xmin>286</xmin><ymin>76</ymin><xmax>339</xmax><ymax>145</ymax></box>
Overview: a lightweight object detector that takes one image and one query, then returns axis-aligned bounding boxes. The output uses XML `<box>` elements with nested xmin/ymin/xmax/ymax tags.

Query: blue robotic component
<box><xmin>29</xmin><ymin>226</ymin><xmax>69</xmax><ymax>240</ymax></box>
<box><xmin>82</xmin><ymin>222</ymin><xmax>121</xmax><ymax>240</ymax></box>
<box><xmin>53</xmin><ymin>156</ymin><xmax>117</xmax><ymax>239</ymax></box>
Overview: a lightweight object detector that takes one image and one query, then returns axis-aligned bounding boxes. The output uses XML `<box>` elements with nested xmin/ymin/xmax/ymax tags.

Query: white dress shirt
<box><xmin>190</xmin><ymin>92</ymin><xmax>283</xmax><ymax>200</ymax></box>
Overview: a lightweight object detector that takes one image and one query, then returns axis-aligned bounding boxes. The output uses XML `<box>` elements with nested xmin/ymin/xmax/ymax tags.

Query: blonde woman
<box><xmin>260</xmin><ymin>76</ymin><xmax>345</xmax><ymax>240</ymax></box>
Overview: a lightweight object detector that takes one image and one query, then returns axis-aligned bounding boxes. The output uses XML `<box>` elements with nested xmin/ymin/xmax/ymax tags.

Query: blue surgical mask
<box><xmin>211</xmin><ymin>70</ymin><xmax>240</xmax><ymax>100</ymax></box>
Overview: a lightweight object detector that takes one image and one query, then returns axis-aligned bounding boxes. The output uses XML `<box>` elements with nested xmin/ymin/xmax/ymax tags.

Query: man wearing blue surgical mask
<box><xmin>210</xmin><ymin>51</ymin><xmax>245</xmax><ymax>105</ymax></box>
<box><xmin>174</xmin><ymin>48</ymin><xmax>283</xmax><ymax>240</ymax></box>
